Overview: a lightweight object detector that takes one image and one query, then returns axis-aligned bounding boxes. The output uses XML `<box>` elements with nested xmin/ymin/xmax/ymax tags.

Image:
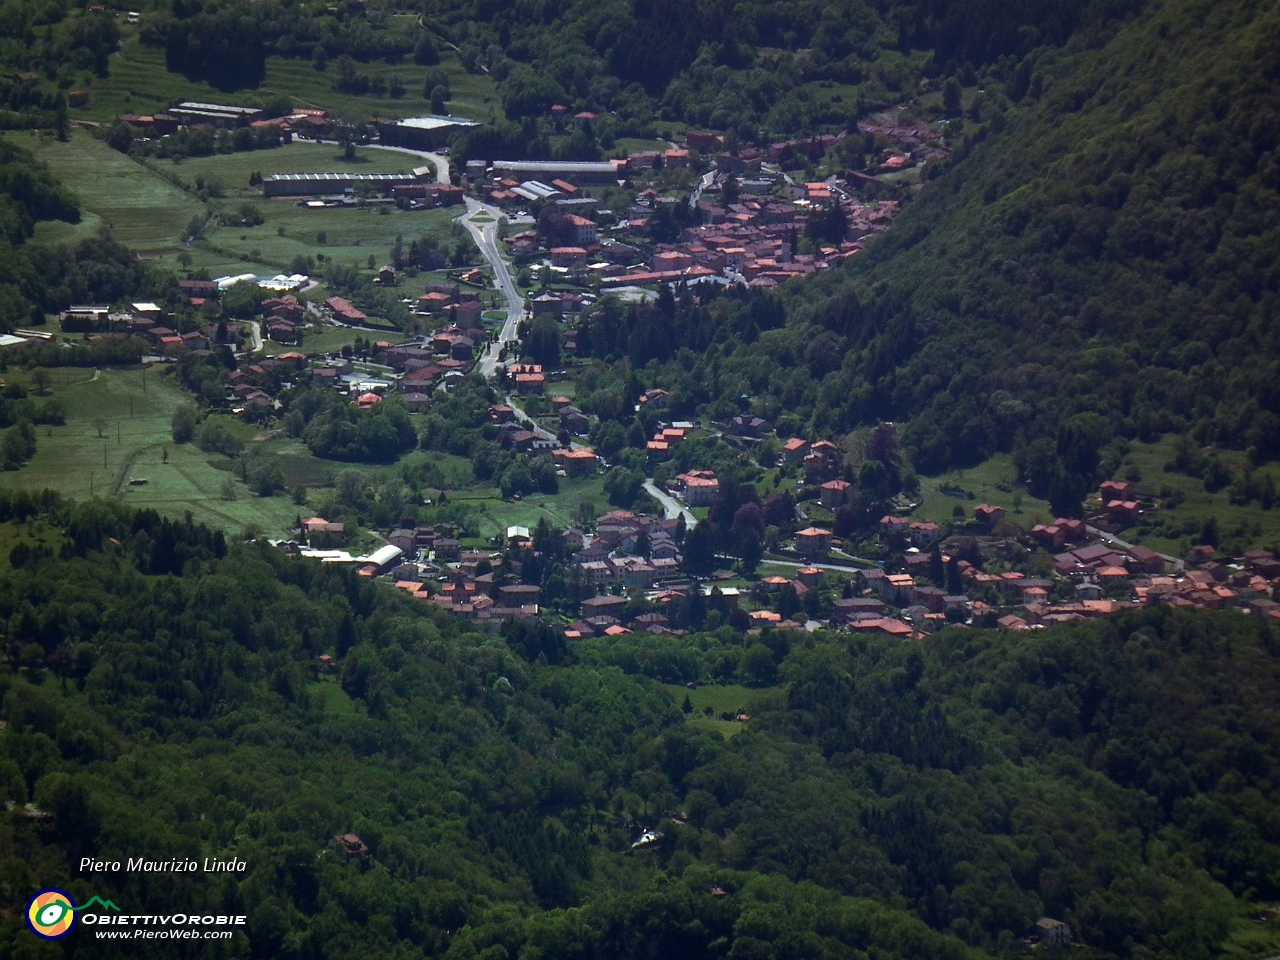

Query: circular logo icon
<box><xmin>27</xmin><ymin>889</ymin><xmax>77</xmax><ymax>940</ymax></box>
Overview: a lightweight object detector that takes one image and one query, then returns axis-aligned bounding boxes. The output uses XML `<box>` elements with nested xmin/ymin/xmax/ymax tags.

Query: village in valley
<box><xmin>7</xmin><ymin>90</ymin><xmax>1272</xmax><ymax>655</ymax></box>
<box><xmin>4</xmin><ymin>1</ymin><xmax>1280</xmax><ymax>954</ymax></box>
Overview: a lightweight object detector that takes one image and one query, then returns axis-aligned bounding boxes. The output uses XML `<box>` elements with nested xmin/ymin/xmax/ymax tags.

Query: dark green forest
<box><xmin>1</xmin><ymin>494</ymin><xmax>1279</xmax><ymax>958</ymax></box>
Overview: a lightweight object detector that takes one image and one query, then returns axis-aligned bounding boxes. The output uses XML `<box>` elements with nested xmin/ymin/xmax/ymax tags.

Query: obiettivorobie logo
<box><xmin>26</xmin><ymin>889</ymin><xmax>247</xmax><ymax>941</ymax></box>
<box><xmin>26</xmin><ymin>890</ymin><xmax>121</xmax><ymax>940</ymax></box>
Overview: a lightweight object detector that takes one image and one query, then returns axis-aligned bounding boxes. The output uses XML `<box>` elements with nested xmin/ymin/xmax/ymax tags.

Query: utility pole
<box><xmin>90</xmin><ymin>472</ymin><xmax>93</xmax><ymax>497</ymax></box>
<box><xmin>117</xmin><ymin>422</ymin><xmax>121</xmax><ymax>445</ymax></box>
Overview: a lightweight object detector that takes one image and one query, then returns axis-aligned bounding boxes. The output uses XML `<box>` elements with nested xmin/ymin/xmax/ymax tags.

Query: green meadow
<box><xmin>6</xmin><ymin>128</ymin><xmax>468</xmax><ymax>288</ymax></box>
<box><xmin>1115</xmin><ymin>437</ymin><xmax>1280</xmax><ymax>555</ymax></box>
<box><xmin>908</xmin><ymin>443</ymin><xmax>1280</xmax><ymax>555</ymax></box>
<box><xmin>6</xmin><ymin>128</ymin><xmax>205</xmax><ymax>250</ymax></box>
<box><xmin>154</xmin><ymin>141</ymin><xmax>422</xmax><ymax>198</ymax></box>
<box><xmin>446</xmin><ymin>474</ymin><xmax>610</xmax><ymax>543</ymax></box>
<box><xmin>263</xmin><ymin>325</ymin><xmax>410</xmax><ymax>358</ymax></box>
<box><xmin>607</xmin><ymin>138</ymin><xmax>673</xmax><ymax>158</ymax></box>
<box><xmin>74</xmin><ymin>33</ymin><xmax>500</xmax><ymax>126</ymax></box>
<box><xmin>914</xmin><ymin>453</ymin><xmax>1054</xmax><ymax>529</ymax></box>
<box><xmin>307</xmin><ymin>678</ymin><xmax>360</xmax><ymax>718</ymax></box>
<box><xmin>0</xmin><ymin>367</ymin><xmax>301</xmax><ymax>537</ymax></box>
<box><xmin>190</xmin><ymin>201</ymin><xmax>461</xmax><ymax>277</ymax></box>
<box><xmin>661</xmin><ymin>682</ymin><xmax>763</xmax><ymax>739</ymax></box>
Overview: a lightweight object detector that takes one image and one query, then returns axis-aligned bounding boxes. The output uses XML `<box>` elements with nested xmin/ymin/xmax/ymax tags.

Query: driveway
<box><xmin>644</xmin><ymin>480</ymin><xmax>698</xmax><ymax>529</ymax></box>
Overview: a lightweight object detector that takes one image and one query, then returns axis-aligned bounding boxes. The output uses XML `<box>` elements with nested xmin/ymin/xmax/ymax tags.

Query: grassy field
<box><xmin>911</xmin><ymin>443</ymin><xmax>1280</xmax><ymax>554</ymax></box>
<box><xmin>1220</xmin><ymin>913</ymin><xmax>1280</xmax><ymax>960</ymax></box>
<box><xmin>608</xmin><ymin>138</ymin><xmax>672</xmax><ymax>158</ymax></box>
<box><xmin>9</xmin><ymin>125</ymin><xmax>467</xmax><ymax>282</ymax></box>
<box><xmin>0</xmin><ymin>367</ymin><xmax>301</xmax><ymax>537</ymax></box>
<box><xmin>0</xmin><ymin>517</ymin><xmax>65</xmax><ymax>564</ymax></box>
<box><xmin>661</xmin><ymin>682</ymin><xmax>766</xmax><ymax>740</ymax></box>
<box><xmin>155</xmin><ymin>142</ymin><xmax>422</xmax><ymax>199</ymax></box>
<box><xmin>1115</xmin><ymin>437</ymin><xmax>1280</xmax><ymax>554</ymax></box>
<box><xmin>914</xmin><ymin>453</ymin><xmax>1054</xmax><ymax>529</ymax></box>
<box><xmin>264</xmin><ymin>324</ymin><xmax>410</xmax><ymax>358</ymax></box>
<box><xmin>308</xmin><ymin>678</ymin><xmax>360</xmax><ymax>717</ymax></box>
<box><xmin>446</xmin><ymin>474</ymin><xmax>609</xmax><ymax>540</ymax></box>
<box><xmin>192</xmin><ymin>203</ymin><xmax>461</xmax><ymax>276</ymax></box>
<box><xmin>74</xmin><ymin>34</ymin><xmax>500</xmax><ymax>126</ymax></box>
<box><xmin>7</xmin><ymin>129</ymin><xmax>206</xmax><ymax>250</ymax></box>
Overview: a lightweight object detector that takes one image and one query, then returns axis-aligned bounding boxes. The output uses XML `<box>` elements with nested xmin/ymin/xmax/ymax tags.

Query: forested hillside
<box><xmin>431</xmin><ymin>0</ymin><xmax>1141</xmax><ymax>128</ymax></box>
<box><xmin>783</xmin><ymin>0</ymin><xmax>1280</xmax><ymax>480</ymax></box>
<box><xmin>2</xmin><ymin>496</ymin><xmax>1279</xmax><ymax>958</ymax></box>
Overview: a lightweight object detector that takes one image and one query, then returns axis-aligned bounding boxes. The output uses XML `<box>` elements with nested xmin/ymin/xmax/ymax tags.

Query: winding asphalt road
<box><xmin>354</xmin><ymin>142</ymin><xmax>525</xmax><ymax>379</ymax></box>
<box><xmin>462</xmin><ymin>197</ymin><xmax>525</xmax><ymax>379</ymax></box>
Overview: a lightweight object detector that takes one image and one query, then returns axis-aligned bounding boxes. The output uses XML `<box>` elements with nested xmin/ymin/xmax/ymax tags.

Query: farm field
<box><xmin>9</xmin><ymin>126</ymin><xmax>470</xmax><ymax>285</ymax></box>
<box><xmin>192</xmin><ymin>202</ymin><xmax>461</xmax><ymax>277</ymax></box>
<box><xmin>0</xmin><ymin>367</ymin><xmax>301</xmax><ymax>538</ymax></box>
<box><xmin>73</xmin><ymin>34</ymin><xmax>499</xmax><ymax>126</ymax></box>
<box><xmin>6</xmin><ymin>129</ymin><xmax>205</xmax><ymax>250</ymax></box>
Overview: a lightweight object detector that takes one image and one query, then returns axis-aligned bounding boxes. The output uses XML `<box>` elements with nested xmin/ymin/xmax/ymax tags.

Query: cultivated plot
<box><xmin>7</xmin><ymin>129</ymin><xmax>205</xmax><ymax>250</ymax></box>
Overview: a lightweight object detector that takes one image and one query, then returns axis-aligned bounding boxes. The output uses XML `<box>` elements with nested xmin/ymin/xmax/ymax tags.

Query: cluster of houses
<box><xmin>646</xmin><ymin>419</ymin><xmax>697</xmax><ymax>457</ymax></box>
<box><xmin>781</xmin><ymin>435</ymin><xmax>846</xmax><ymax>481</ymax></box>
<box><xmin>298</xmin><ymin>282</ymin><xmax>495</xmax><ymax>405</ymax></box>
<box><xmin>413</xmin><ymin>281</ymin><xmax>486</xmax><ymax>326</ymax></box>
<box><xmin>978</xmin><ymin>541</ymin><xmax>1280</xmax><ymax>631</ymax></box>
<box><xmin>734</xmin><ymin>521</ymin><xmax>1280</xmax><ymax>642</ymax></box>
<box><xmin>501</xmin><ymin>184</ymin><xmax>900</xmax><ymax>294</ymax></box>
<box><xmin>81</xmin><ymin>276</ymin><xmax>484</xmax><ymax>421</ymax></box>
<box><xmin>61</xmin><ymin>277</ymin><xmax>317</xmax><ymax>356</ymax></box>
<box><xmin>290</xmin><ymin>506</ymin><xmax>692</xmax><ymax>624</ymax></box>
<box><xmin>845</xmin><ymin>479</ymin><xmax>1280</xmax><ymax>635</ymax></box>
<box><xmin>468</xmin><ymin>121</ymin><xmax>920</xmax><ymax>295</ymax></box>
<box><xmin>262</xmin><ymin>293</ymin><xmax>308</xmax><ymax>343</ymax></box>
<box><xmin>228</xmin><ymin>355</ymin><xmax>305</xmax><ymax>412</ymax></box>
<box><xmin>573</xmin><ymin>510</ymin><xmax>684</xmax><ymax>588</ymax></box>
<box><xmin>634</xmin><ymin>188</ymin><xmax>898</xmax><ymax>292</ymax></box>
<box><xmin>285</xmin><ymin>472</ymin><xmax>1280</xmax><ymax>644</ymax></box>
<box><xmin>59</xmin><ymin>300</ymin><xmax>240</xmax><ymax>355</ymax></box>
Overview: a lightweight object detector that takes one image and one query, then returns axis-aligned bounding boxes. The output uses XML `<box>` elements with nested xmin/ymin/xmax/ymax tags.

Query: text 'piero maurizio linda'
<box><xmin>80</xmin><ymin>858</ymin><xmax>248</xmax><ymax>873</ymax></box>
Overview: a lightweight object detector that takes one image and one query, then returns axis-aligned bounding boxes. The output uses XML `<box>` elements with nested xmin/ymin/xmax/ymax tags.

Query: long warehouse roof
<box><xmin>493</xmin><ymin>160</ymin><xmax>622</xmax><ymax>173</ymax></box>
<box><xmin>385</xmin><ymin>115</ymin><xmax>481</xmax><ymax>130</ymax></box>
<box><xmin>264</xmin><ymin>173</ymin><xmax>418</xmax><ymax>182</ymax></box>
